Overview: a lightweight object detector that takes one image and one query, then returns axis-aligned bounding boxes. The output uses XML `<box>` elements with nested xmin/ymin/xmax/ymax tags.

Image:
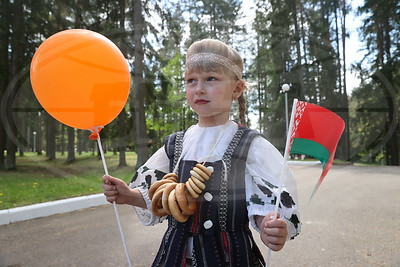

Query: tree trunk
<box><xmin>133</xmin><ymin>0</ymin><xmax>149</xmax><ymax>169</ymax></box>
<box><xmin>339</xmin><ymin>0</ymin><xmax>350</xmax><ymax>161</ymax></box>
<box><xmin>292</xmin><ymin>0</ymin><xmax>305</xmax><ymax>100</ymax></box>
<box><xmin>67</xmin><ymin>126</ymin><xmax>75</xmax><ymax>163</ymax></box>
<box><xmin>118</xmin><ymin>109</ymin><xmax>127</xmax><ymax>167</ymax></box>
<box><xmin>210</xmin><ymin>1</ymin><xmax>216</xmax><ymax>38</ymax></box>
<box><xmin>61</xmin><ymin>124</ymin><xmax>65</xmax><ymax>155</ymax></box>
<box><xmin>0</xmin><ymin>0</ymin><xmax>10</xmax><ymax>169</ymax></box>
<box><xmin>19</xmin><ymin>119</ymin><xmax>26</xmax><ymax>156</ymax></box>
<box><xmin>5</xmin><ymin>0</ymin><xmax>24</xmax><ymax>170</ymax></box>
<box><xmin>36</xmin><ymin>112</ymin><xmax>43</xmax><ymax>155</ymax></box>
<box><xmin>46</xmin><ymin>113</ymin><xmax>56</xmax><ymax>160</ymax></box>
<box><xmin>334</xmin><ymin>0</ymin><xmax>342</xmax><ymax>93</ymax></box>
<box><xmin>335</xmin><ymin>0</ymin><xmax>350</xmax><ymax>161</ymax></box>
<box><xmin>299</xmin><ymin>3</ymin><xmax>312</xmax><ymax>98</ymax></box>
<box><xmin>118</xmin><ymin>0</ymin><xmax>127</xmax><ymax>167</ymax></box>
<box><xmin>77</xmin><ymin>129</ymin><xmax>83</xmax><ymax>155</ymax></box>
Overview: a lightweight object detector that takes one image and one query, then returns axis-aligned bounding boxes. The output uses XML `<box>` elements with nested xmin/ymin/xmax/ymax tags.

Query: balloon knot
<box><xmin>88</xmin><ymin>126</ymin><xmax>103</xmax><ymax>140</ymax></box>
<box><xmin>89</xmin><ymin>133</ymin><xmax>99</xmax><ymax>140</ymax></box>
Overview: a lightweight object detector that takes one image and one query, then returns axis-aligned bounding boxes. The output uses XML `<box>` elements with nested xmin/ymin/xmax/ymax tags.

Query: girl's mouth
<box><xmin>195</xmin><ymin>99</ymin><xmax>210</xmax><ymax>104</ymax></box>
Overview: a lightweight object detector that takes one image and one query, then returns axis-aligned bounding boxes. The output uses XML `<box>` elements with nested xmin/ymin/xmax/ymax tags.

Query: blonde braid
<box><xmin>238</xmin><ymin>94</ymin><xmax>247</xmax><ymax>126</ymax></box>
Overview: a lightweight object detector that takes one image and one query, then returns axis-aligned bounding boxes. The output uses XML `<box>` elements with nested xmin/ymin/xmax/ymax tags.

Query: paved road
<box><xmin>1</xmin><ymin>165</ymin><xmax>399</xmax><ymax>266</ymax></box>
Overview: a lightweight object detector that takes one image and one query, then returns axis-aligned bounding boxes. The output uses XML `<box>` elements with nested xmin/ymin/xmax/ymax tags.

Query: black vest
<box><xmin>152</xmin><ymin>127</ymin><xmax>265</xmax><ymax>267</ymax></box>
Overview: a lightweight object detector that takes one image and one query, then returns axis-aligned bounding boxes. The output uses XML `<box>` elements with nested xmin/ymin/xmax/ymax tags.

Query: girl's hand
<box><xmin>258</xmin><ymin>212</ymin><xmax>288</xmax><ymax>251</ymax></box>
<box><xmin>101</xmin><ymin>175</ymin><xmax>133</xmax><ymax>205</ymax></box>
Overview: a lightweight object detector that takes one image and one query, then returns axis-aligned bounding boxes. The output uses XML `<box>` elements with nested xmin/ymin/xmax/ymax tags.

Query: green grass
<box><xmin>0</xmin><ymin>152</ymin><xmax>137</xmax><ymax>210</ymax></box>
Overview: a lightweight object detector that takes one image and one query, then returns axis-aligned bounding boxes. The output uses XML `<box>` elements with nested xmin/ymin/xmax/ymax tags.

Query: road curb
<box><xmin>0</xmin><ymin>193</ymin><xmax>108</xmax><ymax>226</ymax></box>
<box><xmin>288</xmin><ymin>160</ymin><xmax>321</xmax><ymax>166</ymax></box>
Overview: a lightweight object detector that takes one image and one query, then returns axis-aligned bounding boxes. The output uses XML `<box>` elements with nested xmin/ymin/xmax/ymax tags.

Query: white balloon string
<box><xmin>97</xmin><ymin>136</ymin><xmax>132</xmax><ymax>267</ymax></box>
<box><xmin>112</xmin><ymin>201</ymin><xmax>132</xmax><ymax>267</ymax></box>
<box><xmin>97</xmin><ymin>135</ymin><xmax>109</xmax><ymax>176</ymax></box>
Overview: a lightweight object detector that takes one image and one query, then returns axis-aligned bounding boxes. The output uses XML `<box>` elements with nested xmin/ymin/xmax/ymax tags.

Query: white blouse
<box><xmin>130</xmin><ymin>121</ymin><xmax>301</xmax><ymax>239</ymax></box>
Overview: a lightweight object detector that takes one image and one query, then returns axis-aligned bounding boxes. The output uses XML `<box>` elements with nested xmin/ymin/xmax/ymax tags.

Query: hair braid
<box><xmin>238</xmin><ymin>94</ymin><xmax>247</xmax><ymax>126</ymax></box>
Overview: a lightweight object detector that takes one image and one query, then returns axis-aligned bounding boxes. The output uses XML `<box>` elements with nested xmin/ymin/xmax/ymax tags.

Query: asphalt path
<box><xmin>1</xmin><ymin>165</ymin><xmax>399</xmax><ymax>266</ymax></box>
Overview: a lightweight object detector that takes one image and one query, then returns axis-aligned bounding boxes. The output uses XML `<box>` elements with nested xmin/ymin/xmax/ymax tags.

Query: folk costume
<box><xmin>130</xmin><ymin>121</ymin><xmax>301</xmax><ymax>266</ymax></box>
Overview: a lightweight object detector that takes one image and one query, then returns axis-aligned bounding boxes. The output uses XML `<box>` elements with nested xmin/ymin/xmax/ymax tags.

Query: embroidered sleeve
<box><xmin>129</xmin><ymin>146</ymin><xmax>170</xmax><ymax>226</ymax></box>
<box><xmin>245</xmin><ymin>136</ymin><xmax>301</xmax><ymax>240</ymax></box>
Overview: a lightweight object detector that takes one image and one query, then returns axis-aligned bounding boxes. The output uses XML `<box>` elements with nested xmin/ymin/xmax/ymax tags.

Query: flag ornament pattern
<box><xmin>289</xmin><ymin>101</ymin><xmax>345</xmax><ymax>199</ymax></box>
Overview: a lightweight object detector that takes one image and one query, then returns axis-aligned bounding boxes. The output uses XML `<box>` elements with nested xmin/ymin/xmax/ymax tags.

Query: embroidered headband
<box><xmin>186</xmin><ymin>52</ymin><xmax>242</xmax><ymax>79</ymax></box>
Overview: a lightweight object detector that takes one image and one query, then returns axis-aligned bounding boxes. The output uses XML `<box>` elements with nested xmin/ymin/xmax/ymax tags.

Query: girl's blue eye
<box><xmin>207</xmin><ymin>77</ymin><xmax>216</xmax><ymax>81</ymax></box>
<box><xmin>186</xmin><ymin>79</ymin><xmax>194</xmax><ymax>84</ymax></box>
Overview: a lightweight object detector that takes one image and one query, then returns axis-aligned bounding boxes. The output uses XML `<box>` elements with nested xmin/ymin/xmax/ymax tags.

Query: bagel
<box><xmin>196</xmin><ymin>164</ymin><xmax>212</xmax><ymax>177</ymax></box>
<box><xmin>175</xmin><ymin>183</ymin><xmax>196</xmax><ymax>215</ymax></box>
<box><xmin>162</xmin><ymin>173</ymin><xmax>178</xmax><ymax>182</ymax></box>
<box><xmin>190</xmin><ymin>170</ymin><xmax>204</xmax><ymax>182</ymax></box>
<box><xmin>190</xmin><ymin>176</ymin><xmax>206</xmax><ymax>190</ymax></box>
<box><xmin>162</xmin><ymin>183</ymin><xmax>177</xmax><ymax>215</ymax></box>
<box><xmin>186</xmin><ymin>180</ymin><xmax>200</xmax><ymax>198</ymax></box>
<box><xmin>168</xmin><ymin>189</ymin><xmax>189</xmax><ymax>223</ymax></box>
<box><xmin>151</xmin><ymin>188</ymin><xmax>167</xmax><ymax>217</ymax></box>
<box><xmin>148</xmin><ymin>179</ymin><xmax>174</xmax><ymax>199</ymax></box>
<box><xmin>188</xmin><ymin>178</ymin><xmax>202</xmax><ymax>194</ymax></box>
<box><xmin>192</xmin><ymin>166</ymin><xmax>210</xmax><ymax>181</ymax></box>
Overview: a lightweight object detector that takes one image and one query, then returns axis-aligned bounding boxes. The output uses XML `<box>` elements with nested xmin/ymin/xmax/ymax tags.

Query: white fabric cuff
<box><xmin>133</xmin><ymin>187</ymin><xmax>166</xmax><ymax>226</ymax></box>
<box><xmin>247</xmin><ymin>204</ymin><xmax>274</xmax><ymax>233</ymax></box>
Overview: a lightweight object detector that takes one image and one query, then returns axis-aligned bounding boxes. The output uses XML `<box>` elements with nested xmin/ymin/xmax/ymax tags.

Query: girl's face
<box><xmin>185</xmin><ymin>70</ymin><xmax>243</xmax><ymax>127</ymax></box>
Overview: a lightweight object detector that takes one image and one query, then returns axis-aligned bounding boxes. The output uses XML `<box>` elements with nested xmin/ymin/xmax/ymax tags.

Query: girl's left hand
<box><xmin>258</xmin><ymin>212</ymin><xmax>288</xmax><ymax>251</ymax></box>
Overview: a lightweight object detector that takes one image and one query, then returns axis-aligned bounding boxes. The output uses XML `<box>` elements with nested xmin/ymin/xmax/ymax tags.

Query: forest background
<box><xmin>0</xmin><ymin>0</ymin><xmax>399</xmax><ymax>176</ymax></box>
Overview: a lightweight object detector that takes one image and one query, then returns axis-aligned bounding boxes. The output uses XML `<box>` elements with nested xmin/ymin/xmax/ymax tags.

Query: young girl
<box><xmin>102</xmin><ymin>39</ymin><xmax>301</xmax><ymax>266</ymax></box>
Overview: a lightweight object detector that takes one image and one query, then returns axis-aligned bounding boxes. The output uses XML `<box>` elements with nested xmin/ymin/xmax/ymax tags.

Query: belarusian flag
<box><xmin>288</xmin><ymin>100</ymin><xmax>345</xmax><ymax>199</ymax></box>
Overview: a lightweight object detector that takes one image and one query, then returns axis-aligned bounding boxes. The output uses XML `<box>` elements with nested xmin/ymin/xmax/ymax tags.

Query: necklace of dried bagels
<box><xmin>149</xmin><ymin>163</ymin><xmax>214</xmax><ymax>222</ymax></box>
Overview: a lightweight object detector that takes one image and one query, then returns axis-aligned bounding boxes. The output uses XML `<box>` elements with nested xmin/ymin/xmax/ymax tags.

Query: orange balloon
<box><xmin>30</xmin><ymin>29</ymin><xmax>130</xmax><ymax>130</ymax></box>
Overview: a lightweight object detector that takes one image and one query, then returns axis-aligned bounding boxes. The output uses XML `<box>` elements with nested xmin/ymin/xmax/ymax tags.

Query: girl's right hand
<box><xmin>101</xmin><ymin>175</ymin><xmax>133</xmax><ymax>205</ymax></box>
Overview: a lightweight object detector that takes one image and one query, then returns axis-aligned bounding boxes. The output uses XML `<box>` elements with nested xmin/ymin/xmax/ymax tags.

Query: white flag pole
<box><xmin>265</xmin><ymin>98</ymin><xmax>298</xmax><ymax>267</ymax></box>
<box><xmin>283</xmin><ymin>98</ymin><xmax>298</xmax><ymax>162</ymax></box>
<box><xmin>97</xmin><ymin>135</ymin><xmax>133</xmax><ymax>267</ymax></box>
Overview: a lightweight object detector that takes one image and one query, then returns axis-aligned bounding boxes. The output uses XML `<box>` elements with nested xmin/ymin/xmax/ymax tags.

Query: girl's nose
<box><xmin>195</xmin><ymin>81</ymin><xmax>205</xmax><ymax>95</ymax></box>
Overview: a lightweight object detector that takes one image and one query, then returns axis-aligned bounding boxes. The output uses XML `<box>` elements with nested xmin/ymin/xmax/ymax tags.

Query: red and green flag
<box><xmin>288</xmin><ymin>100</ymin><xmax>345</xmax><ymax>199</ymax></box>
